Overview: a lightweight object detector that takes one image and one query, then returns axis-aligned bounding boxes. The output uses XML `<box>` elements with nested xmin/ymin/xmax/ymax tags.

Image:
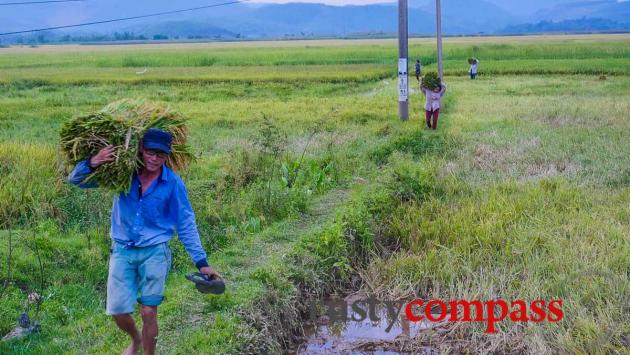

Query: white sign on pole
<box><xmin>398</xmin><ymin>58</ymin><xmax>408</xmax><ymax>102</ymax></box>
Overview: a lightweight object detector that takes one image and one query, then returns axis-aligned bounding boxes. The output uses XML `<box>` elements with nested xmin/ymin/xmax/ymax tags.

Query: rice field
<box><xmin>0</xmin><ymin>34</ymin><xmax>629</xmax><ymax>354</ymax></box>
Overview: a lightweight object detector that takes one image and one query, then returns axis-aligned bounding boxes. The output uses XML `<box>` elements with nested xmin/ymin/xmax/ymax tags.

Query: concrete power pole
<box><xmin>398</xmin><ymin>0</ymin><xmax>408</xmax><ymax>121</ymax></box>
<box><xmin>436</xmin><ymin>0</ymin><xmax>444</xmax><ymax>79</ymax></box>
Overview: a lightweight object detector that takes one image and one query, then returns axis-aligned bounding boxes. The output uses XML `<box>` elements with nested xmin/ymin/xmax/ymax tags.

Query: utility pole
<box><xmin>398</xmin><ymin>0</ymin><xmax>408</xmax><ymax>121</ymax></box>
<box><xmin>436</xmin><ymin>0</ymin><xmax>444</xmax><ymax>79</ymax></box>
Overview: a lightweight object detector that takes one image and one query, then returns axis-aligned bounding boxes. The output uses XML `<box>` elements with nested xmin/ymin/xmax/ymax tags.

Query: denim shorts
<box><xmin>106</xmin><ymin>241</ymin><xmax>172</xmax><ymax>315</ymax></box>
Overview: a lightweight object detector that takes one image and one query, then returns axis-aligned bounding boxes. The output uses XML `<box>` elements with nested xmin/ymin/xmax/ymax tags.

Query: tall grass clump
<box><xmin>0</xmin><ymin>144</ymin><xmax>60</xmax><ymax>228</ymax></box>
<box><xmin>370</xmin><ymin>130</ymin><xmax>451</xmax><ymax>165</ymax></box>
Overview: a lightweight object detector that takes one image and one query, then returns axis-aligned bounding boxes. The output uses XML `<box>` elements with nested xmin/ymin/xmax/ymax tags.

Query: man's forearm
<box><xmin>67</xmin><ymin>159</ymin><xmax>98</xmax><ymax>188</ymax></box>
<box><xmin>177</xmin><ymin>219</ymin><xmax>209</xmax><ymax>270</ymax></box>
<box><xmin>173</xmin><ymin>178</ymin><xmax>209</xmax><ymax>269</ymax></box>
<box><xmin>181</xmin><ymin>233</ymin><xmax>209</xmax><ymax>270</ymax></box>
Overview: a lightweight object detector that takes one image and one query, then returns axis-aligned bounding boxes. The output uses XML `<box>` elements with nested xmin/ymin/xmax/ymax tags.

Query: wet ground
<box><xmin>285</xmin><ymin>293</ymin><xmax>439</xmax><ymax>355</ymax></box>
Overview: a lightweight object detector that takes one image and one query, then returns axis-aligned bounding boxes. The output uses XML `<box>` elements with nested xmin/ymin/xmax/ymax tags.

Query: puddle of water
<box><xmin>287</xmin><ymin>294</ymin><xmax>439</xmax><ymax>355</ymax></box>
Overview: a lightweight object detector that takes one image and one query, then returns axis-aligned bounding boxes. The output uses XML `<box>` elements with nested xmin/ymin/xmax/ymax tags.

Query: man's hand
<box><xmin>199</xmin><ymin>266</ymin><xmax>223</xmax><ymax>281</ymax></box>
<box><xmin>89</xmin><ymin>145</ymin><xmax>116</xmax><ymax>168</ymax></box>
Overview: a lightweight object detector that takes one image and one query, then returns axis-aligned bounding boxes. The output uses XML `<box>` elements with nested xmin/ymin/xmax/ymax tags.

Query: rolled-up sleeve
<box><xmin>172</xmin><ymin>178</ymin><xmax>208</xmax><ymax>269</ymax></box>
<box><xmin>67</xmin><ymin>160</ymin><xmax>98</xmax><ymax>188</ymax></box>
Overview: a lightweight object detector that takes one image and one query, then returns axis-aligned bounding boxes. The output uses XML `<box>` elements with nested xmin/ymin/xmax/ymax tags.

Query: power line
<box><xmin>0</xmin><ymin>0</ymin><xmax>85</xmax><ymax>6</ymax></box>
<box><xmin>0</xmin><ymin>0</ymin><xmax>249</xmax><ymax>36</ymax></box>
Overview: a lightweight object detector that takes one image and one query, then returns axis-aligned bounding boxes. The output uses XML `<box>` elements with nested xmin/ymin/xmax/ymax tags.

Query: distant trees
<box><xmin>6</xmin><ymin>31</ymin><xmax>163</xmax><ymax>44</ymax></box>
<box><xmin>113</xmin><ymin>32</ymin><xmax>146</xmax><ymax>41</ymax></box>
<box><xmin>36</xmin><ymin>34</ymin><xmax>48</xmax><ymax>43</ymax></box>
<box><xmin>500</xmin><ymin>17</ymin><xmax>630</xmax><ymax>34</ymax></box>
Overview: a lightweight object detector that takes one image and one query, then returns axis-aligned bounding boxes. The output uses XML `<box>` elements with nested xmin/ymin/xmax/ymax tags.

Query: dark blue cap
<box><xmin>143</xmin><ymin>128</ymin><xmax>172</xmax><ymax>154</ymax></box>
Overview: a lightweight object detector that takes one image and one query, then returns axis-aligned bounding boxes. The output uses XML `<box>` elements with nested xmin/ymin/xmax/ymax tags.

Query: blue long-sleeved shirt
<box><xmin>67</xmin><ymin>160</ymin><xmax>209</xmax><ymax>269</ymax></box>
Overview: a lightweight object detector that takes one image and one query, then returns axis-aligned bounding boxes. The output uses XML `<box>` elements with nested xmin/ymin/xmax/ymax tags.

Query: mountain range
<box><xmin>0</xmin><ymin>0</ymin><xmax>628</xmax><ymax>43</ymax></box>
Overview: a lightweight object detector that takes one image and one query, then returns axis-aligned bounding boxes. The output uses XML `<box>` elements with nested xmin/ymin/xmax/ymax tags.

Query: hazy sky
<box><xmin>247</xmin><ymin>0</ymin><xmax>625</xmax><ymax>7</ymax></box>
<box><xmin>247</xmin><ymin>0</ymin><xmax>400</xmax><ymax>5</ymax></box>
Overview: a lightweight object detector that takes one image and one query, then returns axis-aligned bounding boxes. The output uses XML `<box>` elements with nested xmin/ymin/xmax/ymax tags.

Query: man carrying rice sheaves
<box><xmin>469</xmin><ymin>58</ymin><xmax>479</xmax><ymax>79</ymax></box>
<box><xmin>67</xmin><ymin>128</ymin><xmax>222</xmax><ymax>355</ymax></box>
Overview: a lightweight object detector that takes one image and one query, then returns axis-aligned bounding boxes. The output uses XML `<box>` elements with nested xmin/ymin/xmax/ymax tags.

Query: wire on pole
<box><xmin>0</xmin><ymin>0</ymin><xmax>249</xmax><ymax>36</ymax></box>
<box><xmin>0</xmin><ymin>0</ymin><xmax>85</xmax><ymax>6</ymax></box>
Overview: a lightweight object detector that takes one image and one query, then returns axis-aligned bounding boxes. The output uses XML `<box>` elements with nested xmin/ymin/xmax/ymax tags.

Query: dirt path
<box><xmin>155</xmin><ymin>188</ymin><xmax>351</xmax><ymax>353</ymax></box>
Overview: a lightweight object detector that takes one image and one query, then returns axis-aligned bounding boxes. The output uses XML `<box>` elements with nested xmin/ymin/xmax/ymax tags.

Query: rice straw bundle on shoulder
<box><xmin>60</xmin><ymin>99</ymin><xmax>194</xmax><ymax>193</ymax></box>
<box><xmin>421</xmin><ymin>72</ymin><xmax>441</xmax><ymax>90</ymax></box>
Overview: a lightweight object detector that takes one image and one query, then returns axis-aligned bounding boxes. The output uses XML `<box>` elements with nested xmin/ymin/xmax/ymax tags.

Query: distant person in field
<box><xmin>415</xmin><ymin>59</ymin><xmax>422</xmax><ymax>81</ymax></box>
<box><xmin>421</xmin><ymin>79</ymin><xmax>447</xmax><ymax>130</ymax></box>
<box><xmin>469</xmin><ymin>59</ymin><xmax>479</xmax><ymax>79</ymax></box>
<box><xmin>67</xmin><ymin>128</ymin><xmax>222</xmax><ymax>355</ymax></box>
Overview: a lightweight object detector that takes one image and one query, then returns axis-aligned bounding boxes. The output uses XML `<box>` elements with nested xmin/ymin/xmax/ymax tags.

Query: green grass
<box><xmin>0</xmin><ymin>64</ymin><xmax>393</xmax><ymax>85</ymax></box>
<box><xmin>1</xmin><ymin>37</ymin><xmax>629</xmax><ymax>69</ymax></box>
<box><xmin>0</xmin><ymin>35</ymin><xmax>628</xmax><ymax>353</ymax></box>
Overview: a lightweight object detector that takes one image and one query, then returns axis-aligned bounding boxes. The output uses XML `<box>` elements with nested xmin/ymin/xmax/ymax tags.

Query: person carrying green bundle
<box><xmin>420</xmin><ymin>73</ymin><xmax>447</xmax><ymax>130</ymax></box>
<box><xmin>67</xmin><ymin>128</ymin><xmax>222</xmax><ymax>355</ymax></box>
<box><xmin>469</xmin><ymin>58</ymin><xmax>479</xmax><ymax>79</ymax></box>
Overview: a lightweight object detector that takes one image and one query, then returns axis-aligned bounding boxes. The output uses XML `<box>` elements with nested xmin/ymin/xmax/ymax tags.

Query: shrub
<box><xmin>370</xmin><ymin>130</ymin><xmax>449</xmax><ymax>165</ymax></box>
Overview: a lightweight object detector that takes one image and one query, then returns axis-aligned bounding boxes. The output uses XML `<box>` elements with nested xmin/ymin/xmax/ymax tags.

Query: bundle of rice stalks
<box><xmin>60</xmin><ymin>99</ymin><xmax>194</xmax><ymax>193</ymax></box>
<box><xmin>468</xmin><ymin>57</ymin><xmax>479</xmax><ymax>65</ymax></box>
<box><xmin>421</xmin><ymin>72</ymin><xmax>441</xmax><ymax>90</ymax></box>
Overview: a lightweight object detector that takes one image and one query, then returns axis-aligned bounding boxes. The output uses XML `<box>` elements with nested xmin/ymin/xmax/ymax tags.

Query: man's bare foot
<box><xmin>122</xmin><ymin>338</ymin><xmax>142</xmax><ymax>355</ymax></box>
